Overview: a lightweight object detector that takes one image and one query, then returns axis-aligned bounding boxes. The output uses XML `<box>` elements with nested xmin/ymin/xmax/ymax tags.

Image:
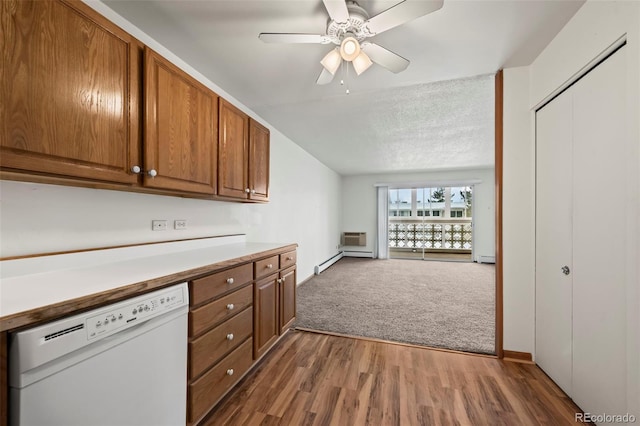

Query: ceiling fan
<box><xmin>258</xmin><ymin>0</ymin><xmax>444</xmax><ymax>85</ymax></box>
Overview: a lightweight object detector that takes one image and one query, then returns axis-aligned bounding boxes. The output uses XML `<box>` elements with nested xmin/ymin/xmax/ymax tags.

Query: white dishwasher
<box><xmin>8</xmin><ymin>282</ymin><xmax>189</xmax><ymax>426</ymax></box>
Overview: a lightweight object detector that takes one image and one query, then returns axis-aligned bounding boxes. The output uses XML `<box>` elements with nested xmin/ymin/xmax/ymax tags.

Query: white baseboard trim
<box><xmin>476</xmin><ymin>255</ymin><xmax>496</xmax><ymax>264</ymax></box>
<box><xmin>342</xmin><ymin>250</ymin><xmax>374</xmax><ymax>258</ymax></box>
<box><xmin>314</xmin><ymin>252</ymin><xmax>343</xmax><ymax>275</ymax></box>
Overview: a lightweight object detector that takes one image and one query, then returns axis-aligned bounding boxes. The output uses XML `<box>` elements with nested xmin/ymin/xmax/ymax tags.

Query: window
<box><xmin>451</xmin><ymin>210</ymin><xmax>463</xmax><ymax>218</ymax></box>
<box><xmin>388</xmin><ymin>189</ymin><xmax>412</xmax><ymax>217</ymax></box>
<box><xmin>433</xmin><ymin>211</ymin><xmax>440</xmax><ymax>217</ymax></box>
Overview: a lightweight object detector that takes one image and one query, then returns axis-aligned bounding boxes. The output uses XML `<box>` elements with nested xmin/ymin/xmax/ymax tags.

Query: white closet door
<box><xmin>535</xmin><ymin>89</ymin><xmax>574</xmax><ymax>395</ymax></box>
<box><xmin>571</xmin><ymin>46</ymin><xmax>627</xmax><ymax>415</ymax></box>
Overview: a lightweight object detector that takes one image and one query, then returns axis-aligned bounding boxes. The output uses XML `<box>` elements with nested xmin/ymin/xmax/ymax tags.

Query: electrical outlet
<box><xmin>152</xmin><ymin>220</ymin><xmax>168</xmax><ymax>231</ymax></box>
<box><xmin>174</xmin><ymin>220</ymin><xmax>187</xmax><ymax>230</ymax></box>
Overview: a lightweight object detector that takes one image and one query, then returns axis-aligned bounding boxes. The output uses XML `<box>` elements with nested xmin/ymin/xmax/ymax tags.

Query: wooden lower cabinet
<box><xmin>188</xmin><ymin>338</ymin><xmax>253</xmax><ymax>423</ymax></box>
<box><xmin>253</xmin><ymin>273</ymin><xmax>279</xmax><ymax>359</ymax></box>
<box><xmin>187</xmin><ymin>268</ymin><xmax>254</xmax><ymax>425</ymax></box>
<box><xmin>189</xmin><ymin>307</ymin><xmax>252</xmax><ymax>380</ymax></box>
<box><xmin>253</xmin><ymin>261</ymin><xmax>297</xmax><ymax>359</ymax></box>
<box><xmin>186</xmin><ymin>248</ymin><xmax>297</xmax><ymax>425</ymax></box>
<box><xmin>279</xmin><ymin>266</ymin><xmax>296</xmax><ymax>335</ymax></box>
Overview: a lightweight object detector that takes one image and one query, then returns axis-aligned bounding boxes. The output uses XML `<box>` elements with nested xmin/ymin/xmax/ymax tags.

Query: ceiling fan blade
<box><xmin>259</xmin><ymin>33</ymin><xmax>331</xmax><ymax>44</ymax></box>
<box><xmin>364</xmin><ymin>0</ymin><xmax>444</xmax><ymax>35</ymax></box>
<box><xmin>322</xmin><ymin>0</ymin><xmax>349</xmax><ymax>23</ymax></box>
<box><xmin>361</xmin><ymin>42</ymin><xmax>409</xmax><ymax>73</ymax></box>
<box><xmin>316</xmin><ymin>68</ymin><xmax>335</xmax><ymax>85</ymax></box>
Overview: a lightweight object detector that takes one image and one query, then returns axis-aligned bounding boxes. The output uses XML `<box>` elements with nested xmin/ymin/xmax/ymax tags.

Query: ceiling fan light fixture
<box><xmin>352</xmin><ymin>51</ymin><xmax>373</xmax><ymax>75</ymax></box>
<box><xmin>320</xmin><ymin>47</ymin><xmax>342</xmax><ymax>75</ymax></box>
<box><xmin>340</xmin><ymin>36</ymin><xmax>360</xmax><ymax>61</ymax></box>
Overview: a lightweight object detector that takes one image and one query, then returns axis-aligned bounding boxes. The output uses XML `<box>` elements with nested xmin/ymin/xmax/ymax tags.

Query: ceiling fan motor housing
<box><xmin>326</xmin><ymin>1</ymin><xmax>371</xmax><ymax>44</ymax></box>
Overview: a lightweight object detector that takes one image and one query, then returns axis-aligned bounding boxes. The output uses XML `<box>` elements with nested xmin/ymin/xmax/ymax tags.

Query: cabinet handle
<box><xmin>282</xmin><ymin>276</ymin><xmax>286</xmax><ymax>283</ymax></box>
<box><xmin>245</xmin><ymin>188</ymin><xmax>250</xmax><ymax>193</ymax></box>
<box><xmin>226</xmin><ymin>277</ymin><xmax>234</xmax><ymax>285</ymax></box>
<box><xmin>226</xmin><ymin>303</ymin><xmax>234</xmax><ymax>310</ymax></box>
<box><xmin>286</xmin><ymin>256</ymin><xmax>293</xmax><ymax>261</ymax></box>
<box><xmin>561</xmin><ymin>266</ymin><xmax>570</xmax><ymax>275</ymax></box>
<box><xmin>226</xmin><ymin>369</ymin><xmax>234</xmax><ymax>376</ymax></box>
<box><xmin>251</xmin><ymin>189</ymin><xmax>256</xmax><ymax>194</ymax></box>
<box><xmin>147</xmin><ymin>169</ymin><xmax>158</xmax><ymax>178</ymax></box>
<box><xmin>267</xmin><ymin>264</ymin><xmax>273</xmax><ymax>269</ymax></box>
<box><xmin>130</xmin><ymin>165</ymin><xmax>141</xmax><ymax>174</ymax></box>
<box><xmin>277</xmin><ymin>279</ymin><xmax>282</xmax><ymax>284</ymax></box>
<box><xmin>226</xmin><ymin>333</ymin><xmax>234</xmax><ymax>341</ymax></box>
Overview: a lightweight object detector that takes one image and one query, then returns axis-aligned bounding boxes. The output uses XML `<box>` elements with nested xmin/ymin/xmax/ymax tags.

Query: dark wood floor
<box><xmin>203</xmin><ymin>330</ymin><xmax>589</xmax><ymax>425</ymax></box>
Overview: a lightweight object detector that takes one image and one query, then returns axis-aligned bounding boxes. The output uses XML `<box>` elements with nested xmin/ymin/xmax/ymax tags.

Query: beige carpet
<box><xmin>295</xmin><ymin>257</ymin><xmax>495</xmax><ymax>354</ymax></box>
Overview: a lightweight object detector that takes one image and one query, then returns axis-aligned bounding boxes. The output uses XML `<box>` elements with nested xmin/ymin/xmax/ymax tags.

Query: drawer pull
<box><xmin>226</xmin><ymin>277</ymin><xmax>234</xmax><ymax>285</ymax></box>
<box><xmin>277</xmin><ymin>279</ymin><xmax>282</xmax><ymax>284</ymax></box>
<box><xmin>226</xmin><ymin>303</ymin><xmax>235</xmax><ymax>310</ymax></box>
<box><xmin>287</xmin><ymin>256</ymin><xmax>293</xmax><ymax>261</ymax></box>
<box><xmin>226</xmin><ymin>369</ymin><xmax>234</xmax><ymax>376</ymax></box>
<box><xmin>267</xmin><ymin>264</ymin><xmax>273</xmax><ymax>269</ymax></box>
<box><xmin>226</xmin><ymin>333</ymin><xmax>234</xmax><ymax>341</ymax></box>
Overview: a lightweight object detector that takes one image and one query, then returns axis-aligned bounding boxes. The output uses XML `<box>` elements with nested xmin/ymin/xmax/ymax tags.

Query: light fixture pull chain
<box><xmin>346</xmin><ymin>62</ymin><xmax>350</xmax><ymax>95</ymax></box>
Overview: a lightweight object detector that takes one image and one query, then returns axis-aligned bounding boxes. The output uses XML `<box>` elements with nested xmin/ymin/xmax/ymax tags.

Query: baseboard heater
<box><xmin>342</xmin><ymin>250</ymin><xmax>374</xmax><ymax>258</ymax></box>
<box><xmin>476</xmin><ymin>255</ymin><xmax>496</xmax><ymax>264</ymax></box>
<box><xmin>314</xmin><ymin>252</ymin><xmax>344</xmax><ymax>275</ymax></box>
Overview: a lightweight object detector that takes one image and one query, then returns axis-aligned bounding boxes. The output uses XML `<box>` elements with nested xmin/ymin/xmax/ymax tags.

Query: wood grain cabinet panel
<box><xmin>217</xmin><ymin>100</ymin><xmax>271</xmax><ymax>202</ymax></box>
<box><xmin>189</xmin><ymin>284</ymin><xmax>252</xmax><ymax>337</ymax></box>
<box><xmin>253</xmin><ymin>273</ymin><xmax>279</xmax><ymax>359</ymax></box>
<box><xmin>189</xmin><ymin>307</ymin><xmax>252</xmax><ymax>380</ymax></box>
<box><xmin>144</xmin><ymin>47</ymin><xmax>217</xmax><ymax>194</ymax></box>
<box><xmin>188</xmin><ymin>338</ymin><xmax>253</xmax><ymax>424</ymax></box>
<box><xmin>217</xmin><ymin>99</ymin><xmax>248</xmax><ymax>198</ymax></box>
<box><xmin>279</xmin><ymin>250</ymin><xmax>297</xmax><ymax>270</ymax></box>
<box><xmin>248</xmin><ymin>119</ymin><xmax>269</xmax><ymax>201</ymax></box>
<box><xmin>190</xmin><ymin>263</ymin><xmax>252</xmax><ymax>307</ymax></box>
<box><xmin>1</xmin><ymin>0</ymin><xmax>141</xmax><ymax>184</ymax></box>
<box><xmin>279</xmin><ymin>266</ymin><xmax>296</xmax><ymax>335</ymax></box>
<box><xmin>255</xmin><ymin>255</ymin><xmax>279</xmax><ymax>280</ymax></box>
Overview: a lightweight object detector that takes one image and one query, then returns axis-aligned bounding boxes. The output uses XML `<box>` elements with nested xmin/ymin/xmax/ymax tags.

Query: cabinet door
<box><xmin>253</xmin><ymin>274</ymin><xmax>279</xmax><ymax>359</ymax></box>
<box><xmin>144</xmin><ymin>47</ymin><xmax>217</xmax><ymax>194</ymax></box>
<box><xmin>1</xmin><ymin>0</ymin><xmax>141</xmax><ymax>184</ymax></box>
<box><xmin>279</xmin><ymin>267</ymin><xmax>296</xmax><ymax>335</ymax></box>
<box><xmin>248</xmin><ymin>119</ymin><xmax>270</xmax><ymax>202</ymax></box>
<box><xmin>218</xmin><ymin>99</ymin><xmax>248</xmax><ymax>199</ymax></box>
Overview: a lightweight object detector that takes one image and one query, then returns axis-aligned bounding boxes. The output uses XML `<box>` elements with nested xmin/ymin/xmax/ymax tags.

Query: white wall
<box><xmin>503</xmin><ymin>0</ymin><xmax>639</xmax><ymax>414</ymax></box>
<box><xmin>341</xmin><ymin>168</ymin><xmax>495</xmax><ymax>259</ymax></box>
<box><xmin>0</xmin><ymin>1</ymin><xmax>343</xmax><ymax>283</ymax></box>
<box><xmin>502</xmin><ymin>66</ymin><xmax>535</xmax><ymax>354</ymax></box>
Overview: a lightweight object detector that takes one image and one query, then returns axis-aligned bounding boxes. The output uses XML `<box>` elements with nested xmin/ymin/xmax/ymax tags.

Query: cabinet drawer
<box><xmin>255</xmin><ymin>255</ymin><xmax>279</xmax><ymax>279</ymax></box>
<box><xmin>190</xmin><ymin>285</ymin><xmax>252</xmax><ymax>336</ymax></box>
<box><xmin>190</xmin><ymin>263</ymin><xmax>253</xmax><ymax>306</ymax></box>
<box><xmin>188</xmin><ymin>338</ymin><xmax>253</xmax><ymax>423</ymax></box>
<box><xmin>279</xmin><ymin>250</ymin><xmax>296</xmax><ymax>270</ymax></box>
<box><xmin>189</xmin><ymin>307</ymin><xmax>252</xmax><ymax>380</ymax></box>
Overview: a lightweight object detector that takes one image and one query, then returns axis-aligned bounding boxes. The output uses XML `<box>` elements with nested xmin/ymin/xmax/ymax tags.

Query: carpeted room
<box><xmin>295</xmin><ymin>257</ymin><xmax>495</xmax><ymax>354</ymax></box>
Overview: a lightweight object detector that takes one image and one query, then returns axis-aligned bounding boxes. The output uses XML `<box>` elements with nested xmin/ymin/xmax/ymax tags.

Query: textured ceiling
<box><xmin>102</xmin><ymin>0</ymin><xmax>584</xmax><ymax>175</ymax></box>
<box><xmin>256</xmin><ymin>74</ymin><xmax>495</xmax><ymax>175</ymax></box>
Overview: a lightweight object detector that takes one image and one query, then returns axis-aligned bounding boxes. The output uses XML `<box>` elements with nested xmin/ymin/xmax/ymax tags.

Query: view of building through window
<box><xmin>389</xmin><ymin>186</ymin><xmax>472</xmax><ymax>218</ymax></box>
<box><xmin>388</xmin><ymin>186</ymin><xmax>473</xmax><ymax>261</ymax></box>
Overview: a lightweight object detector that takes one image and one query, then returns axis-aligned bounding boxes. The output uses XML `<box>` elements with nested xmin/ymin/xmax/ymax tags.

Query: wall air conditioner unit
<box><xmin>341</xmin><ymin>232</ymin><xmax>366</xmax><ymax>247</ymax></box>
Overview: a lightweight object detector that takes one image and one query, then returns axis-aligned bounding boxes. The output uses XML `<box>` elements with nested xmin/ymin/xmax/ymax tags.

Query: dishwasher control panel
<box><xmin>86</xmin><ymin>285</ymin><xmax>186</xmax><ymax>340</ymax></box>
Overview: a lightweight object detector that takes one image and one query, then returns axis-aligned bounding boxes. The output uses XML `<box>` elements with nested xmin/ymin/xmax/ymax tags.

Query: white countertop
<box><xmin>0</xmin><ymin>236</ymin><xmax>295</xmax><ymax>330</ymax></box>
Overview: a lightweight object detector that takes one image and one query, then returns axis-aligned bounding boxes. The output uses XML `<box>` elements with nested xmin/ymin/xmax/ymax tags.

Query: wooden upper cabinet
<box><xmin>248</xmin><ymin>119</ymin><xmax>270</xmax><ymax>202</ymax></box>
<box><xmin>218</xmin><ymin>99</ymin><xmax>249</xmax><ymax>199</ymax></box>
<box><xmin>0</xmin><ymin>0</ymin><xmax>141</xmax><ymax>184</ymax></box>
<box><xmin>144</xmin><ymin>47</ymin><xmax>218</xmax><ymax>194</ymax></box>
